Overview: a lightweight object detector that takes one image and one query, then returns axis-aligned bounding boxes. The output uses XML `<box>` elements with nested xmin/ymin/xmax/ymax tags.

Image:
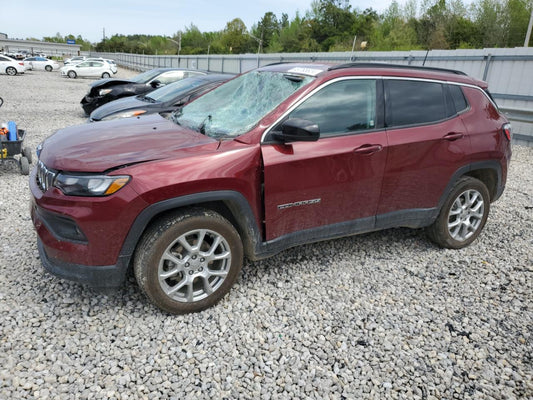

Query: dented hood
<box><xmin>89</xmin><ymin>78</ymin><xmax>136</xmax><ymax>88</ymax></box>
<box><xmin>40</xmin><ymin>114</ymin><xmax>217</xmax><ymax>172</ymax></box>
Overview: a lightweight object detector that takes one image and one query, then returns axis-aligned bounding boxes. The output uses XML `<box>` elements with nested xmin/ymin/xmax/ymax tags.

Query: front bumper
<box><xmin>30</xmin><ymin>166</ymin><xmax>147</xmax><ymax>284</ymax></box>
<box><xmin>80</xmin><ymin>95</ymin><xmax>102</xmax><ymax>115</ymax></box>
<box><xmin>38</xmin><ymin>238</ymin><xmax>129</xmax><ymax>288</ymax></box>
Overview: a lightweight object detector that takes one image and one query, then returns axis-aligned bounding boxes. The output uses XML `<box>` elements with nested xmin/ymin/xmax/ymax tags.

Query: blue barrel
<box><xmin>7</xmin><ymin>121</ymin><xmax>17</xmax><ymax>141</ymax></box>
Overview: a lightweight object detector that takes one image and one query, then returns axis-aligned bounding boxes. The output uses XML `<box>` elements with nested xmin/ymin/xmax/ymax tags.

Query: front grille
<box><xmin>36</xmin><ymin>160</ymin><xmax>57</xmax><ymax>192</ymax></box>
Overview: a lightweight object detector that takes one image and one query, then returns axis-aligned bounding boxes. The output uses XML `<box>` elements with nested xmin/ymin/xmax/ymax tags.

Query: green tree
<box><xmin>310</xmin><ymin>0</ymin><xmax>357</xmax><ymax>50</ymax></box>
<box><xmin>270</xmin><ymin>13</ymin><xmax>319</xmax><ymax>52</ymax></box>
<box><xmin>220</xmin><ymin>18</ymin><xmax>251</xmax><ymax>53</ymax></box>
<box><xmin>372</xmin><ymin>1</ymin><xmax>419</xmax><ymax>50</ymax></box>
<box><xmin>251</xmin><ymin>12</ymin><xmax>280</xmax><ymax>51</ymax></box>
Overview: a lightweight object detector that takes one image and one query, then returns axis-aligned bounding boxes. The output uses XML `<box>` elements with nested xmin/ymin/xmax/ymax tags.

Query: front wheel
<box><xmin>6</xmin><ymin>67</ymin><xmax>17</xmax><ymax>76</ymax></box>
<box><xmin>134</xmin><ymin>208</ymin><xmax>243</xmax><ymax>314</ymax></box>
<box><xmin>102</xmin><ymin>72</ymin><xmax>110</xmax><ymax>78</ymax></box>
<box><xmin>427</xmin><ymin>177</ymin><xmax>490</xmax><ymax>249</ymax></box>
<box><xmin>67</xmin><ymin>70</ymin><xmax>76</xmax><ymax>79</ymax></box>
<box><xmin>45</xmin><ymin>65</ymin><xmax>53</xmax><ymax>72</ymax></box>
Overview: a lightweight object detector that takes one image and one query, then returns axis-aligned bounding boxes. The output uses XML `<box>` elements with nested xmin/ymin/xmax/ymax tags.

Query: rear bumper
<box><xmin>38</xmin><ymin>238</ymin><xmax>129</xmax><ymax>288</ymax></box>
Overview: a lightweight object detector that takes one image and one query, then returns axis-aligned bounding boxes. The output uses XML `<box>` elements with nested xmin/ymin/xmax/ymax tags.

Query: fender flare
<box><xmin>118</xmin><ymin>190</ymin><xmax>262</xmax><ymax>262</ymax></box>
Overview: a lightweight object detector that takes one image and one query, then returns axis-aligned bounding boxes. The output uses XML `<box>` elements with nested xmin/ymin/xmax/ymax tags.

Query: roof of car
<box><xmin>256</xmin><ymin>62</ymin><xmax>487</xmax><ymax>88</ymax></box>
<box><xmin>257</xmin><ymin>63</ymin><xmax>331</xmax><ymax>76</ymax></box>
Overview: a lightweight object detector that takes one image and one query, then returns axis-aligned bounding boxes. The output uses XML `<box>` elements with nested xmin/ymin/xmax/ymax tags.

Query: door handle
<box><xmin>354</xmin><ymin>144</ymin><xmax>383</xmax><ymax>155</ymax></box>
<box><xmin>443</xmin><ymin>132</ymin><xmax>464</xmax><ymax>141</ymax></box>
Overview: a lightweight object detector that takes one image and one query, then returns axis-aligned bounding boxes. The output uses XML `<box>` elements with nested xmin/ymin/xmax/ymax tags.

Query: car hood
<box><xmin>90</xmin><ymin>96</ymin><xmax>155</xmax><ymax>121</ymax></box>
<box><xmin>89</xmin><ymin>78</ymin><xmax>137</xmax><ymax>88</ymax></box>
<box><xmin>40</xmin><ymin>114</ymin><xmax>217</xmax><ymax>172</ymax></box>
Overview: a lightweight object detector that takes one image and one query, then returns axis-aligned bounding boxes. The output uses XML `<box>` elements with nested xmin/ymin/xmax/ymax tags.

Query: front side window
<box><xmin>131</xmin><ymin>69</ymin><xmax>165</xmax><ymax>84</ymax></box>
<box><xmin>157</xmin><ymin>71</ymin><xmax>185</xmax><ymax>84</ymax></box>
<box><xmin>386</xmin><ymin>80</ymin><xmax>446</xmax><ymax>127</ymax></box>
<box><xmin>288</xmin><ymin>79</ymin><xmax>377</xmax><ymax>137</ymax></box>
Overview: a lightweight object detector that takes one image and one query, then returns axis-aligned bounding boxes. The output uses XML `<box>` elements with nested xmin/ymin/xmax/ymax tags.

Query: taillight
<box><xmin>502</xmin><ymin>123</ymin><xmax>512</xmax><ymax>141</ymax></box>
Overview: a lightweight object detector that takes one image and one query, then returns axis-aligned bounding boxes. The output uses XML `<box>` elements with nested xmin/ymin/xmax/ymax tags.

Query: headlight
<box><xmin>54</xmin><ymin>173</ymin><xmax>130</xmax><ymax>196</ymax></box>
<box><xmin>101</xmin><ymin>110</ymin><xmax>147</xmax><ymax>121</ymax></box>
<box><xmin>98</xmin><ymin>88</ymin><xmax>113</xmax><ymax>96</ymax></box>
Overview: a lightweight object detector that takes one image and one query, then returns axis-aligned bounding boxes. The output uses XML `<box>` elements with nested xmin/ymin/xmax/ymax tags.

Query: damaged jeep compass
<box><xmin>30</xmin><ymin>63</ymin><xmax>512</xmax><ymax>314</ymax></box>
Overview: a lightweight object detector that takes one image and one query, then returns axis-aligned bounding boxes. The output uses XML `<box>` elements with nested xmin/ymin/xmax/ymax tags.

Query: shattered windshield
<box><xmin>171</xmin><ymin>71</ymin><xmax>314</xmax><ymax>139</ymax></box>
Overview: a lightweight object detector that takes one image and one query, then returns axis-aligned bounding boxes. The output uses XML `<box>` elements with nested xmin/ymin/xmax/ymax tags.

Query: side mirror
<box><xmin>150</xmin><ymin>80</ymin><xmax>162</xmax><ymax>88</ymax></box>
<box><xmin>271</xmin><ymin>118</ymin><xmax>320</xmax><ymax>143</ymax></box>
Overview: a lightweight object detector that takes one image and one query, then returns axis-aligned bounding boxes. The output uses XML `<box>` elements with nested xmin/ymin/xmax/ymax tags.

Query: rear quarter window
<box><xmin>449</xmin><ymin>84</ymin><xmax>468</xmax><ymax>113</ymax></box>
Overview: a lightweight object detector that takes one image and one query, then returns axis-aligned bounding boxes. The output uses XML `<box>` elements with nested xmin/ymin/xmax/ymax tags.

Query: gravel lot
<box><xmin>0</xmin><ymin>68</ymin><xmax>532</xmax><ymax>400</ymax></box>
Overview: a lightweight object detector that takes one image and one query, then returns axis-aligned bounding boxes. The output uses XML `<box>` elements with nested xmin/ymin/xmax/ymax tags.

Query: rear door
<box><xmin>377</xmin><ymin>79</ymin><xmax>471</xmax><ymax>224</ymax></box>
<box><xmin>262</xmin><ymin>78</ymin><xmax>388</xmax><ymax>241</ymax></box>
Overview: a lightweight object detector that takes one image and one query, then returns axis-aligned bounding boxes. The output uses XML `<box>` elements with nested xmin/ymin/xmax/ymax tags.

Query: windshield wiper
<box><xmin>170</xmin><ymin>110</ymin><xmax>182</xmax><ymax>126</ymax></box>
<box><xmin>199</xmin><ymin>114</ymin><xmax>212</xmax><ymax>135</ymax></box>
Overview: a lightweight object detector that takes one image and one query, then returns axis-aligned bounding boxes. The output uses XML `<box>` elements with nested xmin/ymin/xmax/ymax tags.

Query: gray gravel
<box><xmin>0</xmin><ymin>69</ymin><xmax>532</xmax><ymax>400</ymax></box>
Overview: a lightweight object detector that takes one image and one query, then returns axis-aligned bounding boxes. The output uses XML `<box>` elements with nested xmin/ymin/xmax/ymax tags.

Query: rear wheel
<box><xmin>45</xmin><ymin>65</ymin><xmax>53</xmax><ymax>72</ymax></box>
<box><xmin>67</xmin><ymin>70</ymin><xmax>76</xmax><ymax>79</ymax></box>
<box><xmin>134</xmin><ymin>208</ymin><xmax>243</xmax><ymax>314</ymax></box>
<box><xmin>6</xmin><ymin>67</ymin><xmax>16</xmax><ymax>76</ymax></box>
<box><xmin>427</xmin><ymin>177</ymin><xmax>490</xmax><ymax>249</ymax></box>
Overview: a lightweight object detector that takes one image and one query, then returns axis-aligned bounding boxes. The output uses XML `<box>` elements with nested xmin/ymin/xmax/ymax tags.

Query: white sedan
<box><xmin>60</xmin><ymin>60</ymin><xmax>114</xmax><ymax>79</ymax></box>
<box><xmin>0</xmin><ymin>54</ymin><xmax>25</xmax><ymax>75</ymax></box>
<box><xmin>23</xmin><ymin>56</ymin><xmax>60</xmax><ymax>72</ymax></box>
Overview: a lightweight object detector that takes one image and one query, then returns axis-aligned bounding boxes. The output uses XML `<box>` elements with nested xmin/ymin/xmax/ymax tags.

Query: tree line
<box><xmin>44</xmin><ymin>0</ymin><xmax>533</xmax><ymax>54</ymax></box>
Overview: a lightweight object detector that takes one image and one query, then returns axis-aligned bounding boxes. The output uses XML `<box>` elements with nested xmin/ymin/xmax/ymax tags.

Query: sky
<box><xmin>2</xmin><ymin>0</ymin><xmax>398</xmax><ymax>43</ymax></box>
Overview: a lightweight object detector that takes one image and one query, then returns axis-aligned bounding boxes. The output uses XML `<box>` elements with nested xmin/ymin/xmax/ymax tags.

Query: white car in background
<box><xmin>64</xmin><ymin>56</ymin><xmax>86</xmax><ymax>65</ymax></box>
<box><xmin>0</xmin><ymin>54</ymin><xmax>25</xmax><ymax>75</ymax></box>
<box><xmin>60</xmin><ymin>60</ymin><xmax>113</xmax><ymax>79</ymax></box>
<box><xmin>105</xmin><ymin>59</ymin><xmax>118</xmax><ymax>74</ymax></box>
<box><xmin>23</xmin><ymin>56</ymin><xmax>60</xmax><ymax>72</ymax></box>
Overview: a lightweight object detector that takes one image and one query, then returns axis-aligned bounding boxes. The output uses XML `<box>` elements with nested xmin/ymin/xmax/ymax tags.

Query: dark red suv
<box><xmin>30</xmin><ymin>63</ymin><xmax>512</xmax><ymax>313</ymax></box>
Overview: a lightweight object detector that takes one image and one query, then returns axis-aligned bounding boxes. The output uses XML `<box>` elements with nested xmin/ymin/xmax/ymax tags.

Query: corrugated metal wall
<box><xmin>91</xmin><ymin>48</ymin><xmax>533</xmax><ymax>145</ymax></box>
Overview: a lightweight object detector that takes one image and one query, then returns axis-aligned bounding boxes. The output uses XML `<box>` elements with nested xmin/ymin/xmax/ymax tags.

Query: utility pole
<box><xmin>525</xmin><ymin>8</ymin><xmax>533</xmax><ymax>47</ymax></box>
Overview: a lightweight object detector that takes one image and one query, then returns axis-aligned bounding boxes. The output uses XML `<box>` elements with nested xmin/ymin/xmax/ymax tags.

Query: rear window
<box><xmin>386</xmin><ymin>80</ymin><xmax>446</xmax><ymax>127</ymax></box>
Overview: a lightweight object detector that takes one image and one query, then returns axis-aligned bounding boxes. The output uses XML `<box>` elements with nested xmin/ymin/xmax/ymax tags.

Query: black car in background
<box><xmin>89</xmin><ymin>74</ymin><xmax>233</xmax><ymax>122</ymax></box>
<box><xmin>80</xmin><ymin>68</ymin><xmax>207</xmax><ymax>115</ymax></box>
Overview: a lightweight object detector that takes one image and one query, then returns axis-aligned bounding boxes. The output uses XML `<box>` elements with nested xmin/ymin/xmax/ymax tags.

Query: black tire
<box><xmin>134</xmin><ymin>208</ymin><xmax>243</xmax><ymax>314</ymax></box>
<box><xmin>67</xmin><ymin>70</ymin><xmax>76</xmax><ymax>79</ymax></box>
<box><xmin>102</xmin><ymin>72</ymin><xmax>110</xmax><ymax>78</ymax></box>
<box><xmin>45</xmin><ymin>65</ymin><xmax>53</xmax><ymax>72</ymax></box>
<box><xmin>427</xmin><ymin>177</ymin><xmax>490</xmax><ymax>249</ymax></box>
<box><xmin>22</xmin><ymin>146</ymin><xmax>33</xmax><ymax>164</ymax></box>
<box><xmin>20</xmin><ymin>156</ymin><xmax>30</xmax><ymax>175</ymax></box>
<box><xmin>6</xmin><ymin>67</ymin><xmax>17</xmax><ymax>76</ymax></box>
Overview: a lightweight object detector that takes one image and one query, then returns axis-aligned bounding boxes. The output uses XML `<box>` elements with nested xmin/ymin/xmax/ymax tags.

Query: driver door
<box><xmin>261</xmin><ymin>78</ymin><xmax>388</xmax><ymax>241</ymax></box>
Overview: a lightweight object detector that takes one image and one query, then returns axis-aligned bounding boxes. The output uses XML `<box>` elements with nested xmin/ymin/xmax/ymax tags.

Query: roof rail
<box><xmin>328</xmin><ymin>62</ymin><xmax>467</xmax><ymax>76</ymax></box>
